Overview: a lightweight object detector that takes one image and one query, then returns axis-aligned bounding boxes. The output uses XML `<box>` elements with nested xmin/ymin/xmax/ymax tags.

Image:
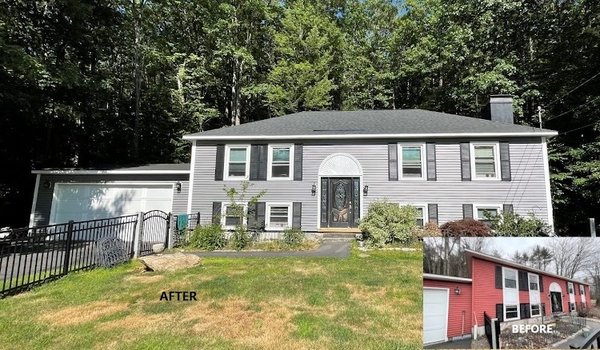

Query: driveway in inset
<box><xmin>190</xmin><ymin>240</ymin><xmax>351</xmax><ymax>258</ymax></box>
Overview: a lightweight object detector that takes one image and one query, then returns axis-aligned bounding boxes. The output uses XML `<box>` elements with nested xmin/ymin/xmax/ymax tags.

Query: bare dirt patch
<box><xmin>292</xmin><ymin>264</ymin><xmax>326</xmax><ymax>276</ymax></box>
<box><xmin>180</xmin><ymin>297</ymin><xmax>312</xmax><ymax>349</ymax></box>
<box><xmin>38</xmin><ymin>301</ymin><xmax>128</xmax><ymax>326</ymax></box>
<box><xmin>96</xmin><ymin>311</ymin><xmax>178</xmax><ymax>333</ymax></box>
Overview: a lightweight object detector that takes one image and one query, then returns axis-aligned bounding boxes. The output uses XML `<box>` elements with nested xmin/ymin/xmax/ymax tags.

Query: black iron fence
<box><xmin>0</xmin><ymin>210</ymin><xmax>200</xmax><ymax>298</ymax></box>
<box><xmin>484</xmin><ymin>311</ymin><xmax>500</xmax><ymax>349</ymax></box>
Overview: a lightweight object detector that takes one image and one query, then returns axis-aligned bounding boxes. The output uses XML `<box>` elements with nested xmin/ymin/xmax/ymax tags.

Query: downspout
<box><xmin>473</xmin><ymin>311</ymin><xmax>478</xmax><ymax>339</ymax></box>
<box><xmin>462</xmin><ymin>310</ymin><xmax>465</xmax><ymax>336</ymax></box>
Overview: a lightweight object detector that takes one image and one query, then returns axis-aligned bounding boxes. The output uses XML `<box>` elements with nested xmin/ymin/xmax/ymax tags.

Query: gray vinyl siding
<box><xmin>189</xmin><ymin>138</ymin><xmax>550</xmax><ymax>232</ymax></box>
<box><xmin>31</xmin><ymin>174</ymin><xmax>189</xmax><ymax>226</ymax></box>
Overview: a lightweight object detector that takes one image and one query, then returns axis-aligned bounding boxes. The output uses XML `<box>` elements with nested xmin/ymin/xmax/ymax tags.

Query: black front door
<box><xmin>551</xmin><ymin>292</ymin><xmax>563</xmax><ymax>313</ymax></box>
<box><xmin>320</xmin><ymin>177</ymin><xmax>360</xmax><ymax>228</ymax></box>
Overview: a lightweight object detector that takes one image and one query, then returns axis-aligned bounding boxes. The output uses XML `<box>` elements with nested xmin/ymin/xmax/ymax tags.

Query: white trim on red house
<box><xmin>183</xmin><ymin>131</ymin><xmax>558</xmax><ymax>141</ymax></box>
<box><xmin>541</xmin><ymin>137</ymin><xmax>555</xmax><ymax>234</ymax></box>
<box><xmin>423</xmin><ymin>273</ymin><xmax>472</xmax><ymax>283</ymax></box>
<box><xmin>186</xmin><ymin>140</ymin><xmax>197</xmax><ymax>214</ymax></box>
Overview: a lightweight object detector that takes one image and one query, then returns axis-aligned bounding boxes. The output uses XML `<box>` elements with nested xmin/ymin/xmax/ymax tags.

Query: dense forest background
<box><xmin>0</xmin><ymin>0</ymin><xmax>598</xmax><ymax>234</ymax></box>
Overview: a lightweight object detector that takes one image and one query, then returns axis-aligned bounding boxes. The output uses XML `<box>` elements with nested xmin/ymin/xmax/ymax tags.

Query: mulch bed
<box><xmin>501</xmin><ymin>321</ymin><xmax>582</xmax><ymax>349</ymax></box>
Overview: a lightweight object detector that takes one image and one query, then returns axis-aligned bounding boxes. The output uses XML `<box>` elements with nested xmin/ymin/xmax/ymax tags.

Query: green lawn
<box><xmin>0</xmin><ymin>248</ymin><xmax>423</xmax><ymax>350</ymax></box>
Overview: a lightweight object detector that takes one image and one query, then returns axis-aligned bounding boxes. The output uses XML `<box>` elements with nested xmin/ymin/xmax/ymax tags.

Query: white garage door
<box><xmin>50</xmin><ymin>183</ymin><xmax>174</xmax><ymax>224</ymax></box>
<box><xmin>423</xmin><ymin>288</ymin><xmax>449</xmax><ymax>345</ymax></box>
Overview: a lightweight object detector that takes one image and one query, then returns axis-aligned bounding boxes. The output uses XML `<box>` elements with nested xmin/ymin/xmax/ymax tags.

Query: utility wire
<box><xmin>544</xmin><ymin>71</ymin><xmax>600</xmax><ymax>109</ymax></box>
<box><xmin>558</xmin><ymin>120</ymin><xmax>600</xmax><ymax>136</ymax></box>
<box><xmin>545</xmin><ymin>97</ymin><xmax>600</xmax><ymax>122</ymax></box>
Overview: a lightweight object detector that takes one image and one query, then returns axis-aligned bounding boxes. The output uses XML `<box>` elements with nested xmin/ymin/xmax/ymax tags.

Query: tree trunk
<box><xmin>133</xmin><ymin>0</ymin><xmax>143</xmax><ymax>161</ymax></box>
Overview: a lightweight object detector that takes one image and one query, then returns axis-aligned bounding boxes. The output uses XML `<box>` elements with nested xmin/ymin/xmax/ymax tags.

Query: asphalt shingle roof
<box><xmin>184</xmin><ymin>109</ymin><xmax>557</xmax><ymax>140</ymax></box>
<box><xmin>32</xmin><ymin>163</ymin><xmax>190</xmax><ymax>174</ymax></box>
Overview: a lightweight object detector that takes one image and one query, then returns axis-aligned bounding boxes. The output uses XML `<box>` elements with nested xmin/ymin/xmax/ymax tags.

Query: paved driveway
<box><xmin>557</xmin><ymin>319</ymin><xmax>600</xmax><ymax>349</ymax></box>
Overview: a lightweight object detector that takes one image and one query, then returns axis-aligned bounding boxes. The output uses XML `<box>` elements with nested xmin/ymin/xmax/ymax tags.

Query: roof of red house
<box><xmin>465</xmin><ymin>249</ymin><xmax>590</xmax><ymax>285</ymax></box>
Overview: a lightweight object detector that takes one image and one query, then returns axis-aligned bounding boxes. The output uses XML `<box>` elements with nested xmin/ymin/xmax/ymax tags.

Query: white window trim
<box><xmin>224</xmin><ymin>145</ymin><xmax>251</xmax><ymax>181</ymax></box>
<box><xmin>265</xmin><ymin>202</ymin><xmax>293</xmax><ymax>231</ymax></box>
<box><xmin>528</xmin><ymin>273</ymin><xmax>539</xmax><ymax>291</ymax></box>
<box><xmin>267</xmin><ymin>144</ymin><xmax>294</xmax><ymax>181</ymax></box>
<box><xmin>580</xmin><ymin>285</ymin><xmax>585</xmax><ymax>296</ymax></box>
<box><xmin>470</xmin><ymin>142</ymin><xmax>501</xmax><ymax>180</ymax></box>
<box><xmin>399</xmin><ymin>203</ymin><xmax>428</xmax><ymax>226</ymax></box>
<box><xmin>474</xmin><ymin>204</ymin><xmax>503</xmax><ymax>221</ymax></box>
<box><xmin>530</xmin><ymin>303</ymin><xmax>541</xmax><ymax>317</ymax></box>
<box><xmin>398</xmin><ymin>143</ymin><xmax>427</xmax><ymax>180</ymax></box>
<box><xmin>568</xmin><ymin>282</ymin><xmax>574</xmax><ymax>295</ymax></box>
<box><xmin>503</xmin><ymin>267</ymin><xmax>520</xmax><ymax>321</ymax></box>
<box><xmin>221</xmin><ymin>203</ymin><xmax>248</xmax><ymax>229</ymax></box>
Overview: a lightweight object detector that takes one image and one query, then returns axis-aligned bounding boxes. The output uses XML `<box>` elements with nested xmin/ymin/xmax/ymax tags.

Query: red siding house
<box><xmin>423</xmin><ymin>249</ymin><xmax>591</xmax><ymax>345</ymax></box>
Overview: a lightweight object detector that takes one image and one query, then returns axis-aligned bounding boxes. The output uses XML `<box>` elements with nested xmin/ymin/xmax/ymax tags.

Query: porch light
<box><xmin>455</xmin><ymin>286</ymin><xmax>461</xmax><ymax>295</ymax></box>
<box><xmin>43</xmin><ymin>180</ymin><xmax>51</xmax><ymax>189</ymax></box>
<box><xmin>311</xmin><ymin>184</ymin><xmax>317</xmax><ymax>196</ymax></box>
<box><xmin>176</xmin><ymin>181</ymin><xmax>182</xmax><ymax>193</ymax></box>
<box><xmin>363</xmin><ymin>185</ymin><xmax>369</xmax><ymax>196</ymax></box>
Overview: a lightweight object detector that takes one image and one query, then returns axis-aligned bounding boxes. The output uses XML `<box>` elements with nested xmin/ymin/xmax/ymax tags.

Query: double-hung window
<box><xmin>568</xmin><ymin>282</ymin><xmax>574</xmax><ymax>295</ymax></box>
<box><xmin>580</xmin><ymin>285</ymin><xmax>585</xmax><ymax>296</ymax></box>
<box><xmin>504</xmin><ymin>269</ymin><xmax>517</xmax><ymax>289</ymax></box>
<box><xmin>474</xmin><ymin>205</ymin><xmax>501</xmax><ymax>227</ymax></box>
<box><xmin>225</xmin><ymin>145</ymin><xmax>250</xmax><ymax>180</ymax></box>
<box><xmin>529</xmin><ymin>274</ymin><xmax>539</xmax><ymax>291</ymax></box>
<box><xmin>531</xmin><ymin>304</ymin><xmax>541</xmax><ymax>317</ymax></box>
<box><xmin>268</xmin><ymin>145</ymin><xmax>293</xmax><ymax>180</ymax></box>
<box><xmin>471</xmin><ymin>143</ymin><xmax>500</xmax><ymax>179</ymax></box>
<box><xmin>266</xmin><ymin>203</ymin><xmax>292</xmax><ymax>230</ymax></box>
<box><xmin>399</xmin><ymin>143</ymin><xmax>425</xmax><ymax>179</ymax></box>
<box><xmin>505</xmin><ymin>305</ymin><xmax>519</xmax><ymax>319</ymax></box>
<box><xmin>222</xmin><ymin>203</ymin><xmax>247</xmax><ymax>229</ymax></box>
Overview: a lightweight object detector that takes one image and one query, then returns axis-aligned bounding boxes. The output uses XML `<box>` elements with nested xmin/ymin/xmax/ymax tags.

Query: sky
<box><xmin>487</xmin><ymin>237</ymin><xmax>554</xmax><ymax>258</ymax></box>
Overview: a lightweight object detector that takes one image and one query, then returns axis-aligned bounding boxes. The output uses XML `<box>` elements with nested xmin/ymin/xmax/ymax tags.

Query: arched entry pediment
<box><xmin>318</xmin><ymin>153</ymin><xmax>363</xmax><ymax>176</ymax></box>
<box><xmin>549</xmin><ymin>282</ymin><xmax>562</xmax><ymax>293</ymax></box>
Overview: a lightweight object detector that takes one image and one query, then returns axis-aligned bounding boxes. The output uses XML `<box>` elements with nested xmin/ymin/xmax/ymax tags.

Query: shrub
<box><xmin>440</xmin><ymin>219</ymin><xmax>492</xmax><ymax>237</ymax></box>
<box><xmin>229</xmin><ymin>225</ymin><xmax>251</xmax><ymax>251</ymax></box>
<box><xmin>358</xmin><ymin>201</ymin><xmax>418</xmax><ymax>247</ymax></box>
<box><xmin>282</xmin><ymin>228</ymin><xmax>304</xmax><ymax>247</ymax></box>
<box><xmin>188</xmin><ymin>224</ymin><xmax>226</xmax><ymax>250</ymax></box>
<box><xmin>412</xmin><ymin>222</ymin><xmax>442</xmax><ymax>240</ymax></box>
<box><xmin>490</xmin><ymin>212</ymin><xmax>550</xmax><ymax>237</ymax></box>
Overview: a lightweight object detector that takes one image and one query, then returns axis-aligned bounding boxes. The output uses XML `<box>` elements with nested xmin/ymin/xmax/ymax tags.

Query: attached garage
<box><xmin>29</xmin><ymin>164</ymin><xmax>190</xmax><ymax>226</ymax></box>
<box><xmin>423</xmin><ymin>274</ymin><xmax>473</xmax><ymax>346</ymax></box>
<box><xmin>423</xmin><ymin>287</ymin><xmax>449</xmax><ymax>344</ymax></box>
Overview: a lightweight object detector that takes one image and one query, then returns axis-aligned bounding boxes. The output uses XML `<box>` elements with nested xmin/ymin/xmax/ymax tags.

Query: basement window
<box><xmin>505</xmin><ymin>305</ymin><xmax>519</xmax><ymax>320</ymax></box>
<box><xmin>531</xmin><ymin>304</ymin><xmax>541</xmax><ymax>317</ymax></box>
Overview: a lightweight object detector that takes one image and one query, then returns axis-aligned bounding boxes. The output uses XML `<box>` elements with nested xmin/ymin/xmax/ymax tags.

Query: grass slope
<box><xmin>0</xmin><ymin>248</ymin><xmax>422</xmax><ymax>350</ymax></box>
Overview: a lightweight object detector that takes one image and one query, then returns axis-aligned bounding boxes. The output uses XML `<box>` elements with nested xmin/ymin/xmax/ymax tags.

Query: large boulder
<box><xmin>139</xmin><ymin>253</ymin><xmax>201</xmax><ymax>272</ymax></box>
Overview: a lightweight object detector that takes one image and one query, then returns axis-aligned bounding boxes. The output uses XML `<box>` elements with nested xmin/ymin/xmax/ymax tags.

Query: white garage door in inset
<box><xmin>423</xmin><ymin>288</ymin><xmax>449</xmax><ymax>345</ymax></box>
<box><xmin>50</xmin><ymin>183</ymin><xmax>174</xmax><ymax>224</ymax></box>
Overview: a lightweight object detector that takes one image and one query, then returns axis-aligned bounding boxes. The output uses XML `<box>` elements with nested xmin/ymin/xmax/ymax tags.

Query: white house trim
<box><xmin>28</xmin><ymin>174</ymin><xmax>41</xmax><ymax>227</ymax></box>
<box><xmin>502</xmin><ymin>266</ymin><xmax>520</xmax><ymax>321</ymax></box>
<box><xmin>541</xmin><ymin>137</ymin><xmax>555</xmax><ymax>234</ymax></box>
<box><xmin>470</xmin><ymin>142</ymin><xmax>501</xmax><ymax>180</ymax></box>
<box><xmin>399</xmin><ymin>203</ymin><xmax>428</xmax><ymax>225</ymax></box>
<box><xmin>223</xmin><ymin>144</ymin><xmax>251</xmax><ymax>181</ymax></box>
<box><xmin>423</xmin><ymin>287</ymin><xmax>450</xmax><ymax>345</ymax></box>
<box><xmin>221</xmin><ymin>202</ymin><xmax>248</xmax><ymax>229</ymax></box>
<box><xmin>423</xmin><ymin>273</ymin><xmax>472</xmax><ymax>283</ymax></box>
<box><xmin>267</xmin><ymin>144</ymin><xmax>294</xmax><ymax>181</ymax></box>
<box><xmin>183</xmin><ymin>131</ymin><xmax>558</xmax><ymax>141</ymax></box>
<box><xmin>186</xmin><ymin>140</ymin><xmax>197</xmax><ymax>214</ymax></box>
<box><xmin>265</xmin><ymin>202</ymin><xmax>293</xmax><ymax>231</ymax></box>
<box><xmin>473</xmin><ymin>204</ymin><xmax>503</xmax><ymax>221</ymax></box>
<box><xmin>397</xmin><ymin>142</ymin><xmax>427</xmax><ymax>180</ymax></box>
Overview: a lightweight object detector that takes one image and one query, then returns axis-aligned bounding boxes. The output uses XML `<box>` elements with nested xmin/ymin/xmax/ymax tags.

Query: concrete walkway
<box><xmin>191</xmin><ymin>239</ymin><xmax>351</xmax><ymax>258</ymax></box>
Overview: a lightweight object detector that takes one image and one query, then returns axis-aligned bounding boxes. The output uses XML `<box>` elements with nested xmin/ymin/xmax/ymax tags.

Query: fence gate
<box><xmin>140</xmin><ymin>210</ymin><xmax>170</xmax><ymax>256</ymax></box>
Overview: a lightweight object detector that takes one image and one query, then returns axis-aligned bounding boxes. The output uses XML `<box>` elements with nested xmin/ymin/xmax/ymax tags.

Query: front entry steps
<box><xmin>322</xmin><ymin>232</ymin><xmax>360</xmax><ymax>242</ymax></box>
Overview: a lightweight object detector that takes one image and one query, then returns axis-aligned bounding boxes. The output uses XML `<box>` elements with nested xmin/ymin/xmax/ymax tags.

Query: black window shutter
<box><xmin>496</xmin><ymin>304</ymin><xmax>504</xmax><ymax>322</ymax></box>
<box><xmin>541</xmin><ymin>303</ymin><xmax>546</xmax><ymax>316</ymax></box>
<box><xmin>539</xmin><ymin>275</ymin><xmax>544</xmax><ymax>292</ymax></box>
<box><xmin>388</xmin><ymin>143</ymin><xmax>398</xmax><ymax>181</ymax></box>
<box><xmin>428</xmin><ymin>204</ymin><xmax>438</xmax><ymax>225</ymax></box>
<box><xmin>215</xmin><ymin>145</ymin><xmax>225</xmax><ymax>181</ymax></box>
<box><xmin>460</xmin><ymin>143</ymin><xmax>471</xmax><ymax>181</ymax></box>
<box><xmin>247</xmin><ymin>202</ymin><xmax>258</xmax><ymax>228</ymax></box>
<box><xmin>495</xmin><ymin>265</ymin><xmax>503</xmax><ymax>289</ymax></box>
<box><xmin>503</xmin><ymin>204</ymin><xmax>514</xmax><ymax>215</ymax></box>
<box><xmin>292</xmin><ymin>202</ymin><xmax>302</xmax><ymax>229</ymax></box>
<box><xmin>463</xmin><ymin>204</ymin><xmax>474</xmax><ymax>219</ymax></box>
<box><xmin>518</xmin><ymin>270</ymin><xmax>528</xmax><ymax>291</ymax></box>
<box><xmin>426</xmin><ymin>143</ymin><xmax>437</xmax><ymax>181</ymax></box>
<box><xmin>500</xmin><ymin>142</ymin><xmax>511</xmax><ymax>181</ymax></box>
<box><xmin>258</xmin><ymin>145</ymin><xmax>268</xmax><ymax>180</ymax></box>
<box><xmin>320</xmin><ymin>178</ymin><xmax>328</xmax><ymax>227</ymax></box>
<box><xmin>294</xmin><ymin>144</ymin><xmax>303</xmax><ymax>181</ymax></box>
<box><xmin>250</xmin><ymin>145</ymin><xmax>259</xmax><ymax>180</ymax></box>
<box><xmin>256</xmin><ymin>202</ymin><xmax>265</xmax><ymax>230</ymax></box>
<box><xmin>520</xmin><ymin>303</ymin><xmax>530</xmax><ymax>319</ymax></box>
<box><xmin>212</xmin><ymin>202</ymin><xmax>222</xmax><ymax>224</ymax></box>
